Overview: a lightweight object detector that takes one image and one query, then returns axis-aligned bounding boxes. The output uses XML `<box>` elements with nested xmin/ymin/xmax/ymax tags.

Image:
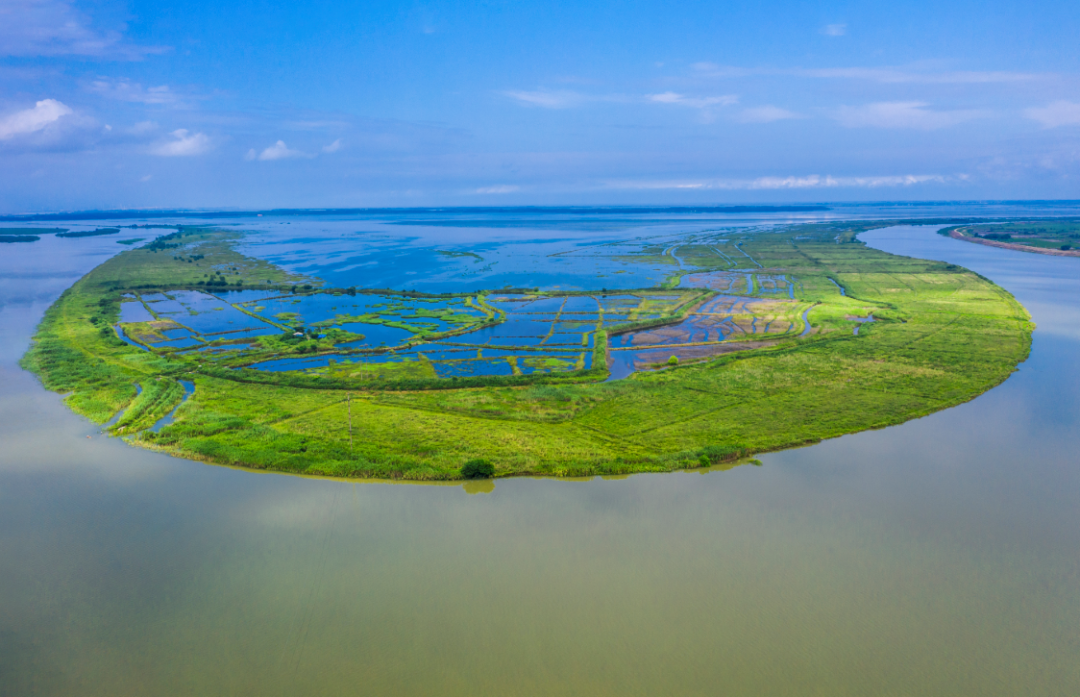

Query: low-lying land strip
<box><xmin>944</xmin><ymin>220</ymin><xmax>1080</xmax><ymax>257</ymax></box>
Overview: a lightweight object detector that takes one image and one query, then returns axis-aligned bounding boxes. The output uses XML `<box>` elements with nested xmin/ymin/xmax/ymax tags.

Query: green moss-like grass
<box><xmin>21</xmin><ymin>222</ymin><xmax>1033</xmax><ymax>480</ymax></box>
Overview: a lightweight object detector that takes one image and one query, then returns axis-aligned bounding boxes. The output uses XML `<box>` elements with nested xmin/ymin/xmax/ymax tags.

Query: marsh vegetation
<box><xmin>22</xmin><ymin>221</ymin><xmax>1033</xmax><ymax>480</ymax></box>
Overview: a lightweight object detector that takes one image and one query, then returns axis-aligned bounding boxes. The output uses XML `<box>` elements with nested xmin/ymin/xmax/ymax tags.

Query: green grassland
<box><xmin>944</xmin><ymin>220</ymin><xmax>1080</xmax><ymax>252</ymax></box>
<box><xmin>21</xmin><ymin>222</ymin><xmax>1033</xmax><ymax>480</ymax></box>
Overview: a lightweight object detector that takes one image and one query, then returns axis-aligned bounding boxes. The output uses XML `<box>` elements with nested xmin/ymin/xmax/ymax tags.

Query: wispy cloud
<box><xmin>737</xmin><ymin>105</ymin><xmax>800</xmax><ymax>123</ymax></box>
<box><xmin>797</xmin><ymin>67</ymin><xmax>1039</xmax><ymax>84</ymax></box>
<box><xmin>648</xmin><ymin>92</ymin><xmax>738</xmax><ymax>109</ymax></box>
<box><xmin>150</xmin><ymin>129</ymin><xmax>211</xmax><ymax>156</ymax></box>
<box><xmin>0</xmin><ymin>99</ymin><xmax>72</xmax><ymax>140</ymax></box>
<box><xmin>0</xmin><ymin>0</ymin><xmax>167</xmax><ymax>59</ymax></box>
<box><xmin>503</xmin><ymin>88</ymin><xmax>740</xmax><ymax>114</ymax></box>
<box><xmin>834</xmin><ymin>101</ymin><xmax>984</xmax><ymax>129</ymax></box>
<box><xmin>86</xmin><ymin>79</ymin><xmax>195</xmax><ymax>106</ymax></box>
<box><xmin>821</xmin><ymin>24</ymin><xmax>847</xmax><ymax>37</ymax></box>
<box><xmin>475</xmin><ymin>185</ymin><xmax>520</xmax><ymax>194</ymax></box>
<box><xmin>322</xmin><ymin>138</ymin><xmax>342</xmax><ymax>153</ymax></box>
<box><xmin>246</xmin><ymin>140</ymin><xmax>310</xmax><ymax>161</ymax></box>
<box><xmin>501</xmin><ymin>89</ymin><xmax>590</xmax><ymax>109</ymax></box>
<box><xmin>287</xmin><ymin>119</ymin><xmax>353</xmax><ymax>130</ymax></box>
<box><xmin>606</xmin><ymin>174</ymin><xmax>964</xmax><ymax>190</ymax></box>
<box><xmin>647</xmin><ymin>92</ymin><xmax>739</xmax><ymax>122</ymax></box>
<box><xmin>690</xmin><ymin>62</ymin><xmax>1043</xmax><ymax>84</ymax></box>
<box><xmin>1024</xmin><ymin>101</ymin><xmax>1080</xmax><ymax>128</ymax></box>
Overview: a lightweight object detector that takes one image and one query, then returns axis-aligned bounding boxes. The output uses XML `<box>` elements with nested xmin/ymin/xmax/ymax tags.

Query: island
<box><xmin>943</xmin><ymin>220</ymin><xmax>1080</xmax><ymax>257</ymax></box>
<box><xmin>21</xmin><ymin>221</ymin><xmax>1033</xmax><ymax>480</ymax></box>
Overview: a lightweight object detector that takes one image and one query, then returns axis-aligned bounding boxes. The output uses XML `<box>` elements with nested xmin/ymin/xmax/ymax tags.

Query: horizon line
<box><xmin>4</xmin><ymin>199</ymin><xmax>1080</xmax><ymax>222</ymax></box>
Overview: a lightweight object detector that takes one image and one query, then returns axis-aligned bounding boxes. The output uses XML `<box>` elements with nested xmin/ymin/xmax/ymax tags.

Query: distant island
<box><xmin>0</xmin><ymin>227</ymin><xmax>119</xmax><ymax>242</ymax></box>
<box><xmin>22</xmin><ymin>220</ymin><xmax>1032</xmax><ymax>480</ymax></box>
<box><xmin>943</xmin><ymin>220</ymin><xmax>1080</xmax><ymax>257</ymax></box>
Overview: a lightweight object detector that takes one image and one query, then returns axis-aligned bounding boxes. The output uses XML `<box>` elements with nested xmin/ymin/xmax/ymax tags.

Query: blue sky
<box><xmin>2</xmin><ymin>0</ymin><xmax>1080</xmax><ymax>213</ymax></box>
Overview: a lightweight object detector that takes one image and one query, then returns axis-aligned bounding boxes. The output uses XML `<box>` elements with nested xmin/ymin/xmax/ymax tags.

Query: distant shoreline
<box><xmin>0</xmin><ymin>205</ymin><xmax>829</xmax><ymax>223</ymax></box>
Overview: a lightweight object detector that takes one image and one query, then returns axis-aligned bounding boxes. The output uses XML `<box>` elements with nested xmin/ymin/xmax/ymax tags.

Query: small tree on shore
<box><xmin>461</xmin><ymin>459</ymin><xmax>495</xmax><ymax>479</ymax></box>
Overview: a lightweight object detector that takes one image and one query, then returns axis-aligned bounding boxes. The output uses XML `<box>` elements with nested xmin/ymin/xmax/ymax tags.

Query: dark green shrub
<box><xmin>698</xmin><ymin>445</ymin><xmax>744</xmax><ymax>463</ymax></box>
<box><xmin>461</xmin><ymin>459</ymin><xmax>495</xmax><ymax>479</ymax></box>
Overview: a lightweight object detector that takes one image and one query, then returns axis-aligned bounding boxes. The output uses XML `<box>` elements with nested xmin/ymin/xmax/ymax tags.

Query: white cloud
<box><xmin>322</xmin><ymin>138</ymin><xmax>342</xmax><ymax>153</ymax></box>
<box><xmin>149</xmin><ymin>129</ymin><xmax>211</xmax><ymax>156</ymax></box>
<box><xmin>504</xmin><ymin>88</ymin><xmax>744</xmax><ymax>112</ymax></box>
<box><xmin>1024</xmin><ymin>101</ymin><xmax>1080</xmax><ymax>128</ymax></box>
<box><xmin>690</xmin><ymin>62</ymin><xmax>1042</xmax><ymax>84</ymax></box>
<box><xmin>0</xmin><ymin>0</ymin><xmax>167</xmax><ymax>59</ymax></box>
<box><xmin>501</xmin><ymin>89</ymin><xmax>588</xmax><ymax>109</ymax></box>
<box><xmin>648</xmin><ymin>92</ymin><xmax>738</xmax><ymax>109</ymax></box>
<box><xmin>737</xmin><ymin>105</ymin><xmax>800</xmax><ymax>123</ymax></box>
<box><xmin>0</xmin><ymin>99</ymin><xmax>72</xmax><ymax>140</ymax></box>
<box><xmin>248</xmin><ymin>140</ymin><xmax>309</xmax><ymax>161</ymax></box>
<box><xmin>86</xmin><ymin>79</ymin><xmax>189</xmax><ymax>106</ymax></box>
<box><xmin>834</xmin><ymin>101</ymin><xmax>984</xmax><ymax>129</ymax></box>
<box><xmin>475</xmin><ymin>185</ymin><xmax>520</xmax><ymax>194</ymax></box>
<box><xmin>606</xmin><ymin>174</ymin><xmax>963</xmax><ymax>191</ymax></box>
<box><xmin>822</xmin><ymin>24</ymin><xmax>847</xmax><ymax>37</ymax></box>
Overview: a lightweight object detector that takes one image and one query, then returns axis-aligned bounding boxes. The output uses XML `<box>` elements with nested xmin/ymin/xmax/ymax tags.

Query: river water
<box><xmin>1</xmin><ymin>208</ymin><xmax>1079</xmax><ymax>695</ymax></box>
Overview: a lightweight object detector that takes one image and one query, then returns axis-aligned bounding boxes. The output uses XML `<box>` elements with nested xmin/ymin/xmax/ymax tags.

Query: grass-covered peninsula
<box><xmin>22</xmin><ymin>223</ymin><xmax>1033</xmax><ymax>480</ymax></box>
<box><xmin>943</xmin><ymin>220</ymin><xmax>1080</xmax><ymax>257</ymax></box>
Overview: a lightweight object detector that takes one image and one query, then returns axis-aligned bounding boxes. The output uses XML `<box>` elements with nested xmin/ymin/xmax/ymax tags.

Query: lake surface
<box><xmin>2</xmin><ymin>205</ymin><xmax>1079</xmax><ymax>696</ymax></box>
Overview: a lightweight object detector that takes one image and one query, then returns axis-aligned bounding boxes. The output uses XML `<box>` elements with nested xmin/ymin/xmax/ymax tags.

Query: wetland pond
<box><xmin>2</xmin><ymin>205</ymin><xmax>1080</xmax><ymax>696</ymax></box>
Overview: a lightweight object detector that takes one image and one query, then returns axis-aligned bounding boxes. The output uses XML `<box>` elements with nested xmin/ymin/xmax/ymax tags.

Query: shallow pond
<box><xmin>2</xmin><ymin>207</ymin><xmax>1079</xmax><ymax>696</ymax></box>
<box><xmin>118</xmin><ymin>300</ymin><xmax>155</xmax><ymax>323</ymax></box>
<box><xmin>335</xmin><ymin>322</ymin><xmax>415</xmax><ymax>347</ymax></box>
<box><xmin>432</xmin><ymin>357</ymin><xmax>515</xmax><ymax>378</ymax></box>
<box><xmin>164</xmin><ymin>290</ymin><xmax>274</xmax><ymax>334</ymax></box>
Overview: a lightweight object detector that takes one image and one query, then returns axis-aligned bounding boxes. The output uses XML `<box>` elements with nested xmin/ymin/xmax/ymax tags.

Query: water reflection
<box><xmin>1</xmin><ymin>212</ymin><xmax>1078</xmax><ymax>696</ymax></box>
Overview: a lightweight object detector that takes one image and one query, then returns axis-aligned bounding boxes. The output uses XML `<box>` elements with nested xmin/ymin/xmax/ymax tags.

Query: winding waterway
<box><xmin>2</xmin><ymin>209</ymin><xmax>1079</xmax><ymax>695</ymax></box>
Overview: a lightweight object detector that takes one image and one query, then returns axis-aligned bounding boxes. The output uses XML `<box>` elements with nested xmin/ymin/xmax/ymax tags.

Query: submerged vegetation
<box><xmin>56</xmin><ymin>228</ymin><xmax>121</xmax><ymax>238</ymax></box>
<box><xmin>22</xmin><ymin>221</ymin><xmax>1033</xmax><ymax>480</ymax></box>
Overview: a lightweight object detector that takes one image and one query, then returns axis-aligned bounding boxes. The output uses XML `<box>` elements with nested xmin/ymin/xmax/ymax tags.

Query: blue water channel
<box><xmin>150</xmin><ymin>380</ymin><xmax>196</xmax><ymax>432</ymax></box>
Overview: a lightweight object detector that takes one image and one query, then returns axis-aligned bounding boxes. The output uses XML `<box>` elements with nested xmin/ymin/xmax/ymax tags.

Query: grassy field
<box><xmin>22</xmin><ymin>221</ymin><xmax>1033</xmax><ymax>480</ymax></box>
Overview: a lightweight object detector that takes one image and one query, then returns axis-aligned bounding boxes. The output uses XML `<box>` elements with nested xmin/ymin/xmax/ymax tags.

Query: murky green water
<box><xmin>2</xmin><ymin>216</ymin><xmax>1079</xmax><ymax>696</ymax></box>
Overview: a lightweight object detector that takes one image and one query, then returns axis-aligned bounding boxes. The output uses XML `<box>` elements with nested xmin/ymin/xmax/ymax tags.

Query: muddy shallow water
<box><xmin>2</xmin><ymin>208</ymin><xmax>1079</xmax><ymax>696</ymax></box>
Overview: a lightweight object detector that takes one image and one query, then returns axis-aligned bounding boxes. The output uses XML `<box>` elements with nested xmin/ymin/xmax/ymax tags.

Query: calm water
<box><xmin>2</xmin><ymin>206</ymin><xmax>1079</xmax><ymax>695</ymax></box>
